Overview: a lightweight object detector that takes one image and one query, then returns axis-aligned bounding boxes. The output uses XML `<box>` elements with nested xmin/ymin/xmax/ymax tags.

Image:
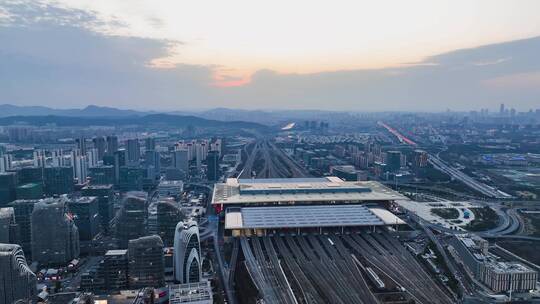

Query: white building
<box><xmin>173</xmin><ymin>220</ymin><xmax>201</xmax><ymax>284</ymax></box>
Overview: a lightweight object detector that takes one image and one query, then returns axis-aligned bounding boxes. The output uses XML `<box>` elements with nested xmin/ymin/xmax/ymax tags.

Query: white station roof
<box><xmin>225</xmin><ymin>205</ymin><xmax>405</xmax><ymax>229</ymax></box>
<box><xmin>213</xmin><ymin>177</ymin><xmax>406</xmax><ymax>206</ymax></box>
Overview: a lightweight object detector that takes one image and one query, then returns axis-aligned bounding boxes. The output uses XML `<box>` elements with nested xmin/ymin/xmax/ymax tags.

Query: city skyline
<box><xmin>1</xmin><ymin>0</ymin><xmax>540</xmax><ymax>111</ymax></box>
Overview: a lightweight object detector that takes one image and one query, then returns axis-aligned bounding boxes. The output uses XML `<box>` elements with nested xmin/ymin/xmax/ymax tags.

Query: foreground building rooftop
<box><xmin>212</xmin><ymin>177</ymin><xmax>406</xmax><ymax>206</ymax></box>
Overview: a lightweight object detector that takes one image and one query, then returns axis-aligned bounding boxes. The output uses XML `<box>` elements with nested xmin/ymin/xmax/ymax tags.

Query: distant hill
<box><xmin>0</xmin><ymin>104</ymin><xmax>148</xmax><ymax>117</ymax></box>
<box><xmin>0</xmin><ymin>113</ymin><xmax>269</xmax><ymax>130</ymax></box>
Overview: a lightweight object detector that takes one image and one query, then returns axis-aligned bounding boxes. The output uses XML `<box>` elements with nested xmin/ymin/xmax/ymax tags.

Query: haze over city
<box><xmin>1</xmin><ymin>0</ymin><xmax>540</xmax><ymax>111</ymax></box>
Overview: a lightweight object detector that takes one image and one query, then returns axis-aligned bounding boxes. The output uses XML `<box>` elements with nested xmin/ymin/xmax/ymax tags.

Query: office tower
<box><xmin>68</xmin><ymin>197</ymin><xmax>99</xmax><ymax>242</ymax></box>
<box><xmin>0</xmin><ymin>172</ymin><xmax>18</xmax><ymax>206</ymax></box>
<box><xmin>8</xmin><ymin>200</ymin><xmax>39</xmax><ymax>255</ymax></box>
<box><xmin>0</xmin><ymin>244</ymin><xmax>37</xmax><ymax>304</ymax></box>
<box><xmin>0</xmin><ymin>207</ymin><xmax>18</xmax><ymax>244</ymax></box>
<box><xmin>386</xmin><ymin>151</ymin><xmax>402</xmax><ymax>172</ymax></box>
<box><xmin>148</xmin><ymin>199</ymin><xmax>184</xmax><ymax>247</ymax></box>
<box><xmin>195</xmin><ymin>145</ymin><xmax>202</xmax><ymax>171</ymax></box>
<box><xmin>92</xmin><ymin>136</ymin><xmax>107</xmax><ymax>160</ymax></box>
<box><xmin>77</xmin><ymin>137</ymin><xmax>87</xmax><ymax>154</ymax></box>
<box><xmin>113</xmin><ymin>149</ymin><xmax>126</xmax><ymax>184</ymax></box>
<box><xmin>128</xmin><ymin>235</ymin><xmax>165</xmax><ymax>288</ymax></box>
<box><xmin>31</xmin><ymin>197</ymin><xmax>79</xmax><ymax>266</ymax></box>
<box><xmin>43</xmin><ymin>167</ymin><xmax>73</xmax><ymax>195</ymax></box>
<box><xmin>499</xmin><ymin>103</ymin><xmax>505</xmax><ymax>115</ymax></box>
<box><xmin>206</xmin><ymin>151</ymin><xmax>220</xmax><ymax>181</ymax></box>
<box><xmin>88</xmin><ymin>166</ymin><xmax>115</xmax><ymax>185</ymax></box>
<box><xmin>82</xmin><ymin>185</ymin><xmax>114</xmax><ymax>234</ymax></box>
<box><xmin>145</xmin><ymin>150</ymin><xmax>160</xmax><ymax>180</ymax></box>
<box><xmin>413</xmin><ymin>149</ymin><xmax>429</xmax><ymax>168</ymax></box>
<box><xmin>145</xmin><ymin>137</ymin><xmax>156</xmax><ymax>151</ymax></box>
<box><xmin>86</xmin><ymin>148</ymin><xmax>99</xmax><ymax>168</ymax></box>
<box><xmin>173</xmin><ymin>149</ymin><xmax>189</xmax><ymax>173</ymax></box>
<box><xmin>16</xmin><ymin>183</ymin><xmax>43</xmax><ymax>200</ymax></box>
<box><xmin>0</xmin><ymin>154</ymin><xmax>12</xmax><ymax>172</ymax></box>
<box><xmin>173</xmin><ymin>220</ymin><xmax>201</xmax><ymax>284</ymax></box>
<box><xmin>116</xmin><ymin>195</ymin><xmax>147</xmax><ymax>248</ymax></box>
<box><xmin>210</xmin><ymin>139</ymin><xmax>222</xmax><ymax>157</ymax></box>
<box><xmin>72</xmin><ymin>151</ymin><xmax>88</xmax><ymax>184</ymax></box>
<box><xmin>126</xmin><ymin>139</ymin><xmax>141</xmax><ymax>166</ymax></box>
<box><xmin>102</xmin><ymin>250</ymin><xmax>129</xmax><ymax>290</ymax></box>
<box><xmin>106</xmin><ymin>135</ymin><xmax>119</xmax><ymax>156</ymax></box>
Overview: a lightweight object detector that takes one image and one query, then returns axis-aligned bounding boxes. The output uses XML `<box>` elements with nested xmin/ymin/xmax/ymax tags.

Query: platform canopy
<box><xmin>225</xmin><ymin>204</ymin><xmax>404</xmax><ymax>230</ymax></box>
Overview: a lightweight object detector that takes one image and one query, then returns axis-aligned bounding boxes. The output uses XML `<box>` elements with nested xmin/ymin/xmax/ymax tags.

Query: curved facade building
<box><xmin>173</xmin><ymin>220</ymin><xmax>201</xmax><ymax>283</ymax></box>
<box><xmin>0</xmin><ymin>244</ymin><xmax>37</xmax><ymax>304</ymax></box>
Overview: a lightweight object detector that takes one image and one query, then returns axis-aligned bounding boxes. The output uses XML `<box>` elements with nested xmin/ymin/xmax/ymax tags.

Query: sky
<box><xmin>1</xmin><ymin>0</ymin><xmax>540</xmax><ymax>111</ymax></box>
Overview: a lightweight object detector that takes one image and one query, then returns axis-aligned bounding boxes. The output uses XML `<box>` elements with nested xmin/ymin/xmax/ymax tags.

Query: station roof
<box><xmin>224</xmin><ymin>205</ymin><xmax>405</xmax><ymax>229</ymax></box>
<box><xmin>213</xmin><ymin>177</ymin><xmax>406</xmax><ymax>205</ymax></box>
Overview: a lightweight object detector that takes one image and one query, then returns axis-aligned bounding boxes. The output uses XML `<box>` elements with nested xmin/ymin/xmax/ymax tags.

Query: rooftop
<box><xmin>225</xmin><ymin>204</ymin><xmax>404</xmax><ymax>229</ymax></box>
<box><xmin>213</xmin><ymin>177</ymin><xmax>406</xmax><ymax>205</ymax></box>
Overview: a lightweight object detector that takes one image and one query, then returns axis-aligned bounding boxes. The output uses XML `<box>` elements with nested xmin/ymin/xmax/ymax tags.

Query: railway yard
<box><xmin>237</xmin><ymin>230</ymin><xmax>454</xmax><ymax>304</ymax></box>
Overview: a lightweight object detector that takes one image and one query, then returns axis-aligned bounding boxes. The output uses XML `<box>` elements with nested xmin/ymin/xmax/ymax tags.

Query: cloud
<box><xmin>1</xmin><ymin>0</ymin><xmax>540</xmax><ymax>111</ymax></box>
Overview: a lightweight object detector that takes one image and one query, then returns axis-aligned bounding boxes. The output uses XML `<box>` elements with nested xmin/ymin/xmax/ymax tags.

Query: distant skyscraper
<box><xmin>0</xmin><ymin>244</ymin><xmax>37</xmax><ymax>304</ymax></box>
<box><xmin>76</xmin><ymin>137</ymin><xmax>87</xmax><ymax>155</ymax></box>
<box><xmin>206</xmin><ymin>151</ymin><xmax>220</xmax><ymax>181</ymax></box>
<box><xmin>0</xmin><ymin>154</ymin><xmax>12</xmax><ymax>172</ymax></box>
<box><xmin>173</xmin><ymin>149</ymin><xmax>189</xmax><ymax>173</ymax></box>
<box><xmin>106</xmin><ymin>135</ymin><xmax>119</xmax><ymax>156</ymax></box>
<box><xmin>116</xmin><ymin>195</ymin><xmax>147</xmax><ymax>248</ymax></box>
<box><xmin>128</xmin><ymin>235</ymin><xmax>165</xmax><ymax>288</ymax></box>
<box><xmin>31</xmin><ymin>197</ymin><xmax>79</xmax><ymax>266</ymax></box>
<box><xmin>126</xmin><ymin>139</ymin><xmax>141</xmax><ymax>166</ymax></box>
<box><xmin>0</xmin><ymin>172</ymin><xmax>18</xmax><ymax>206</ymax></box>
<box><xmin>386</xmin><ymin>151</ymin><xmax>402</xmax><ymax>172</ymax></box>
<box><xmin>499</xmin><ymin>103</ymin><xmax>505</xmax><ymax>115</ymax></box>
<box><xmin>145</xmin><ymin>137</ymin><xmax>156</xmax><ymax>151</ymax></box>
<box><xmin>71</xmin><ymin>151</ymin><xmax>88</xmax><ymax>184</ymax></box>
<box><xmin>413</xmin><ymin>149</ymin><xmax>429</xmax><ymax>168</ymax></box>
<box><xmin>173</xmin><ymin>220</ymin><xmax>201</xmax><ymax>284</ymax></box>
<box><xmin>92</xmin><ymin>136</ymin><xmax>107</xmax><ymax>160</ymax></box>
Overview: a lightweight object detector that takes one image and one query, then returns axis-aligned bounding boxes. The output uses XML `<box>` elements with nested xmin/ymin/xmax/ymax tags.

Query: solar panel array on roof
<box><xmin>239</xmin><ymin>204</ymin><xmax>384</xmax><ymax>229</ymax></box>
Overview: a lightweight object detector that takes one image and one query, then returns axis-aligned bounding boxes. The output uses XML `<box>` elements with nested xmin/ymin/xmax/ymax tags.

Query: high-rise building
<box><xmin>81</xmin><ymin>185</ymin><xmax>114</xmax><ymax>234</ymax></box>
<box><xmin>386</xmin><ymin>151</ymin><xmax>402</xmax><ymax>172</ymax></box>
<box><xmin>17</xmin><ymin>167</ymin><xmax>43</xmax><ymax>185</ymax></box>
<box><xmin>148</xmin><ymin>199</ymin><xmax>184</xmax><ymax>247</ymax></box>
<box><xmin>68</xmin><ymin>196</ymin><xmax>100</xmax><ymax>242</ymax></box>
<box><xmin>72</xmin><ymin>151</ymin><xmax>88</xmax><ymax>184</ymax></box>
<box><xmin>126</xmin><ymin>139</ymin><xmax>141</xmax><ymax>166</ymax></box>
<box><xmin>43</xmin><ymin>167</ymin><xmax>73</xmax><ymax>195</ymax></box>
<box><xmin>499</xmin><ymin>103</ymin><xmax>505</xmax><ymax>115</ymax></box>
<box><xmin>173</xmin><ymin>220</ymin><xmax>201</xmax><ymax>284</ymax></box>
<box><xmin>145</xmin><ymin>137</ymin><xmax>156</xmax><ymax>151</ymax></box>
<box><xmin>86</xmin><ymin>148</ymin><xmax>99</xmax><ymax>168</ymax></box>
<box><xmin>0</xmin><ymin>172</ymin><xmax>18</xmax><ymax>207</ymax></box>
<box><xmin>106</xmin><ymin>135</ymin><xmax>119</xmax><ymax>156</ymax></box>
<box><xmin>0</xmin><ymin>244</ymin><xmax>37</xmax><ymax>304</ymax></box>
<box><xmin>76</xmin><ymin>137</ymin><xmax>87</xmax><ymax>155</ymax></box>
<box><xmin>0</xmin><ymin>207</ymin><xmax>18</xmax><ymax>244</ymax></box>
<box><xmin>31</xmin><ymin>197</ymin><xmax>79</xmax><ymax>266</ymax></box>
<box><xmin>173</xmin><ymin>149</ymin><xmax>189</xmax><ymax>173</ymax></box>
<box><xmin>145</xmin><ymin>150</ymin><xmax>160</xmax><ymax>180</ymax></box>
<box><xmin>116</xmin><ymin>195</ymin><xmax>147</xmax><ymax>248</ymax></box>
<box><xmin>92</xmin><ymin>136</ymin><xmax>107</xmax><ymax>160</ymax></box>
<box><xmin>117</xmin><ymin>167</ymin><xmax>144</xmax><ymax>191</ymax></box>
<box><xmin>128</xmin><ymin>235</ymin><xmax>165</xmax><ymax>288</ymax></box>
<box><xmin>8</xmin><ymin>200</ymin><xmax>39</xmax><ymax>255</ymax></box>
<box><xmin>206</xmin><ymin>151</ymin><xmax>220</xmax><ymax>181</ymax></box>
